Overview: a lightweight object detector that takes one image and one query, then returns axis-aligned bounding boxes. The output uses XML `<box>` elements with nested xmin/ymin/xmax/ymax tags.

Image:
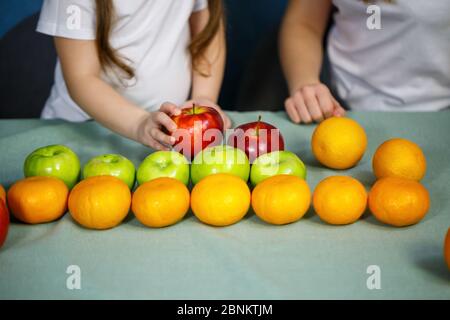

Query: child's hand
<box><xmin>181</xmin><ymin>99</ymin><xmax>232</xmax><ymax>129</ymax></box>
<box><xmin>136</xmin><ymin>102</ymin><xmax>181</xmax><ymax>150</ymax></box>
<box><xmin>284</xmin><ymin>83</ymin><xmax>346</xmax><ymax>124</ymax></box>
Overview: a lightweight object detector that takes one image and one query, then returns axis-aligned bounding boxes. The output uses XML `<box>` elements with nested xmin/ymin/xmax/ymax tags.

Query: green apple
<box><xmin>82</xmin><ymin>154</ymin><xmax>136</xmax><ymax>189</ymax></box>
<box><xmin>24</xmin><ymin>144</ymin><xmax>80</xmax><ymax>189</ymax></box>
<box><xmin>137</xmin><ymin>151</ymin><xmax>190</xmax><ymax>185</ymax></box>
<box><xmin>191</xmin><ymin>145</ymin><xmax>250</xmax><ymax>184</ymax></box>
<box><xmin>250</xmin><ymin>151</ymin><xmax>307</xmax><ymax>186</ymax></box>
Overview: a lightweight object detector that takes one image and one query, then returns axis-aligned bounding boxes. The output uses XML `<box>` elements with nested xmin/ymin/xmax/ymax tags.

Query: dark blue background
<box><xmin>0</xmin><ymin>0</ymin><xmax>289</xmax><ymax>108</ymax></box>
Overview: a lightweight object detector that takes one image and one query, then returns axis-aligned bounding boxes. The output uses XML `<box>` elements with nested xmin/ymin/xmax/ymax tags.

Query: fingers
<box><xmin>293</xmin><ymin>92</ymin><xmax>313</xmax><ymax>124</ymax></box>
<box><xmin>332</xmin><ymin>97</ymin><xmax>346</xmax><ymax>117</ymax></box>
<box><xmin>301</xmin><ymin>87</ymin><xmax>324</xmax><ymax>122</ymax></box>
<box><xmin>150</xmin><ymin>127</ymin><xmax>176</xmax><ymax>146</ymax></box>
<box><xmin>154</xmin><ymin>111</ymin><xmax>177</xmax><ymax>133</ymax></box>
<box><xmin>160</xmin><ymin>102</ymin><xmax>181</xmax><ymax>116</ymax></box>
<box><xmin>203</xmin><ymin>104</ymin><xmax>232</xmax><ymax>129</ymax></box>
<box><xmin>220</xmin><ymin>111</ymin><xmax>232</xmax><ymax>129</ymax></box>
<box><xmin>285</xmin><ymin>98</ymin><xmax>300</xmax><ymax>123</ymax></box>
<box><xmin>316</xmin><ymin>87</ymin><xmax>335</xmax><ymax>118</ymax></box>
<box><xmin>287</xmin><ymin>84</ymin><xmax>343</xmax><ymax>124</ymax></box>
<box><xmin>146</xmin><ymin>137</ymin><xmax>170</xmax><ymax>151</ymax></box>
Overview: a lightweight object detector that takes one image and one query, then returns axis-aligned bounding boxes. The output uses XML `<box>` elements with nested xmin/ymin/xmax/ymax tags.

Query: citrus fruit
<box><xmin>251</xmin><ymin>175</ymin><xmax>311</xmax><ymax>225</ymax></box>
<box><xmin>191</xmin><ymin>173</ymin><xmax>250</xmax><ymax>226</ymax></box>
<box><xmin>7</xmin><ymin>176</ymin><xmax>68</xmax><ymax>224</ymax></box>
<box><xmin>311</xmin><ymin>117</ymin><xmax>367</xmax><ymax>169</ymax></box>
<box><xmin>0</xmin><ymin>184</ymin><xmax>5</xmax><ymax>203</ymax></box>
<box><xmin>68</xmin><ymin>176</ymin><xmax>131</xmax><ymax>230</ymax></box>
<box><xmin>368</xmin><ymin>177</ymin><xmax>430</xmax><ymax>227</ymax></box>
<box><xmin>372</xmin><ymin>138</ymin><xmax>426</xmax><ymax>181</ymax></box>
<box><xmin>132</xmin><ymin>178</ymin><xmax>190</xmax><ymax>228</ymax></box>
<box><xmin>313</xmin><ymin>176</ymin><xmax>367</xmax><ymax>225</ymax></box>
<box><xmin>444</xmin><ymin>228</ymin><xmax>450</xmax><ymax>270</ymax></box>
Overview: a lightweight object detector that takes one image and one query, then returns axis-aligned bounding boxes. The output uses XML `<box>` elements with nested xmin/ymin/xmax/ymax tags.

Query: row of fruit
<box><xmin>0</xmin><ymin>113</ymin><xmax>448</xmax><ymax>270</ymax></box>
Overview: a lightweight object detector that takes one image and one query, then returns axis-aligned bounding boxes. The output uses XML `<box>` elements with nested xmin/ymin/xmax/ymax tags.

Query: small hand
<box><xmin>284</xmin><ymin>83</ymin><xmax>346</xmax><ymax>124</ymax></box>
<box><xmin>136</xmin><ymin>102</ymin><xmax>181</xmax><ymax>150</ymax></box>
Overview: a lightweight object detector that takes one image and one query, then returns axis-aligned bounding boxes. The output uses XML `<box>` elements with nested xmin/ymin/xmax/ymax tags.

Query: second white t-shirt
<box><xmin>37</xmin><ymin>0</ymin><xmax>207</xmax><ymax>121</ymax></box>
<box><xmin>328</xmin><ymin>0</ymin><xmax>450</xmax><ymax>111</ymax></box>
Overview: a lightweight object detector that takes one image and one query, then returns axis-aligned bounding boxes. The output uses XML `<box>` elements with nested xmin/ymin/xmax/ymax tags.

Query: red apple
<box><xmin>228</xmin><ymin>116</ymin><xmax>285</xmax><ymax>163</ymax></box>
<box><xmin>171</xmin><ymin>105</ymin><xmax>224</xmax><ymax>159</ymax></box>
<box><xmin>0</xmin><ymin>198</ymin><xmax>9</xmax><ymax>249</ymax></box>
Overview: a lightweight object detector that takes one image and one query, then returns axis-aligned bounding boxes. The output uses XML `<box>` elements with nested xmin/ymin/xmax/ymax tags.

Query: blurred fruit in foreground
<box><xmin>444</xmin><ymin>228</ymin><xmax>450</xmax><ymax>270</ymax></box>
<box><xmin>312</xmin><ymin>117</ymin><xmax>367</xmax><ymax>169</ymax></box>
<box><xmin>0</xmin><ymin>184</ymin><xmax>5</xmax><ymax>203</ymax></box>
<box><xmin>0</xmin><ymin>197</ymin><xmax>9</xmax><ymax>248</ymax></box>
<box><xmin>191</xmin><ymin>174</ymin><xmax>250</xmax><ymax>227</ymax></box>
<box><xmin>373</xmin><ymin>138</ymin><xmax>426</xmax><ymax>181</ymax></box>
<box><xmin>7</xmin><ymin>176</ymin><xmax>68</xmax><ymax>224</ymax></box>
<box><xmin>132</xmin><ymin>178</ymin><xmax>190</xmax><ymax>228</ymax></box>
<box><xmin>313</xmin><ymin>176</ymin><xmax>367</xmax><ymax>225</ymax></box>
<box><xmin>252</xmin><ymin>175</ymin><xmax>311</xmax><ymax>225</ymax></box>
<box><xmin>368</xmin><ymin>177</ymin><xmax>430</xmax><ymax>227</ymax></box>
<box><xmin>69</xmin><ymin>176</ymin><xmax>131</xmax><ymax>230</ymax></box>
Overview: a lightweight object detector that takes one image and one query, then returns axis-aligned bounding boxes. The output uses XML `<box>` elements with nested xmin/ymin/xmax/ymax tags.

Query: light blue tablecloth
<box><xmin>0</xmin><ymin>111</ymin><xmax>449</xmax><ymax>299</ymax></box>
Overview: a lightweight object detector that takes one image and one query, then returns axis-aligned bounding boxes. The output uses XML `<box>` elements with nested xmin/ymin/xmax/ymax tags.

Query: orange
<box><xmin>368</xmin><ymin>177</ymin><xmax>430</xmax><ymax>227</ymax></box>
<box><xmin>191</xmin><ymin>173</ymin><xmax>250</xmax><ymax>227</ymax></box>
<box><xmin>372</xmin><ymin>138</ymin><xmax>426</xmax><ymax>181</ymax></box>
<box><xmin>68</xmin><ymin>176</ymin><xmax>131</xmax><ymax>230</ymax></box>
<box><xmin>132</xmin><ymin>178</ymin><xmax>190</xmax><ymax>228</ymax></box>
<box><xmin>312</xmin><ymin>117</ymin><xmax>367</xmax><ymax>169</ymax></box>
<box><xmin>7</xmin><ymin>176</ymin><xmax>68</xmax><ymax>224</ymax></box>
<box><xmin>252</xmin><ymin>175</ymin><xmax>311</xmax><ymax>225</ymax></box>
<box><xmin>0</xmin><ymin>184</ymin><xmax>5</xmax><ymax>203</ymax></box>
<box><xmin>313</xmin><ymin>176</ymin><xmax>367</xmax><ymax>225</ymax></box>
<box><xmin>445</xmin><ymin>228</ymin><xmax>450</xmax><ymax>270</ymax></box>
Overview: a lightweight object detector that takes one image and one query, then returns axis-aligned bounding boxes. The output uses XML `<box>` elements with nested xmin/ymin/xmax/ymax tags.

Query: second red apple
<box><xmin>228</xmin><ymin>116</ymin><xmax>285</xmax><ymax>163</ymax></box>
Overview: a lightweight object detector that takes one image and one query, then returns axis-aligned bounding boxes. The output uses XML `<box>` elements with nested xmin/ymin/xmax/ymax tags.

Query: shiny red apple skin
<box><xmin>0</xmin><ymin>199</ymin><xmax>9</xmax><ymax>249</ymax></box>
<box><xmin>228</xmin><ymin>120</ymin><xmax>285</xmax><ymax>163</ymax></box>
<box><xmin>171</xmin><ymin>106</ymin><xmax>224</xmax><ymax>159</ymax></box>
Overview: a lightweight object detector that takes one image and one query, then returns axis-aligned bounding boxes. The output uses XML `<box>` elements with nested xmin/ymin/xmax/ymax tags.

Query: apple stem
<box><xmin>193</xmin><ymin>103</ymin><xmax>196</xmax><ymax>115</ymax></box>
<box><xmin>256</xmin><ymin>115</ymin><xmax>262</xmax><ymax>136</ymax></box>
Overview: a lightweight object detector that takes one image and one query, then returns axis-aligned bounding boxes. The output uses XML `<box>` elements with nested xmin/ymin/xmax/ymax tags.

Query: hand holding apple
<box><xmin>24</xmin><ymin>144</ymin><xmax>80</xmax><ymax>189</ymax></box>
<box><xmin>228</xmin><ymin>116</ymin><xmax>285</xmax><ymax>163</ymax></box>
<box><xmin>83</xmin><ymin>154</ymin><xmax>136</xmax><ymax>189</ymax></box>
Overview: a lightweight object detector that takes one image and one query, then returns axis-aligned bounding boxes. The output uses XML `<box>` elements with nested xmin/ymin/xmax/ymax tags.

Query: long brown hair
<box><xmin>95</xmin><ymin>0</ymin><xmax>224</xmax><ymax>80</ymax></box>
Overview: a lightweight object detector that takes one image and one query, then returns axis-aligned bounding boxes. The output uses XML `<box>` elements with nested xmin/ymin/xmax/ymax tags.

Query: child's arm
<box><xmin>54</xmin><ymin>37</ymin><xmax>178</xmax><ymax>150</ymax></box>
<box><xmin>188</xmin><ymin>7</ymin><xmax>231</xmax><ymax>128</ymax></box>
<box><xmin>279</xmin><ymin>0</ymin><xmax>345</xmax><ymax>124</ymax></box>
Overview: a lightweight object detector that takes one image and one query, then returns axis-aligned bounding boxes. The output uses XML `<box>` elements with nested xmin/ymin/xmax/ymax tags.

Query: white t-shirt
<box><xmin>328</xmin><ymin>0</ymin><xmax>450</xmax><ymax>111</ymax></box>
<box><xmin>36</xmin><ymin>0</ymin><xmax>207</xmax><ymax>121</ymax></box>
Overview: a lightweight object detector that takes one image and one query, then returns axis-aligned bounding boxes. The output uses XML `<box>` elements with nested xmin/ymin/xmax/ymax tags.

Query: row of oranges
<box><xmin>4</xmin><ymin>171</ymin><xmax>429</xmax><ymax>229</ymax></box>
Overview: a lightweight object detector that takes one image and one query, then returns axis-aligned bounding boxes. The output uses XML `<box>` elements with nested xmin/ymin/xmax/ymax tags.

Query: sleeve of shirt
<box><xmin>192</xmin><ymin>0</ymin><xmax>208</xmax><ymax>12</ymax></box>
<box><xmin>36</xmin><ymin>0</ymin><xmax>96</xmax><ymax>40</ymax></box>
